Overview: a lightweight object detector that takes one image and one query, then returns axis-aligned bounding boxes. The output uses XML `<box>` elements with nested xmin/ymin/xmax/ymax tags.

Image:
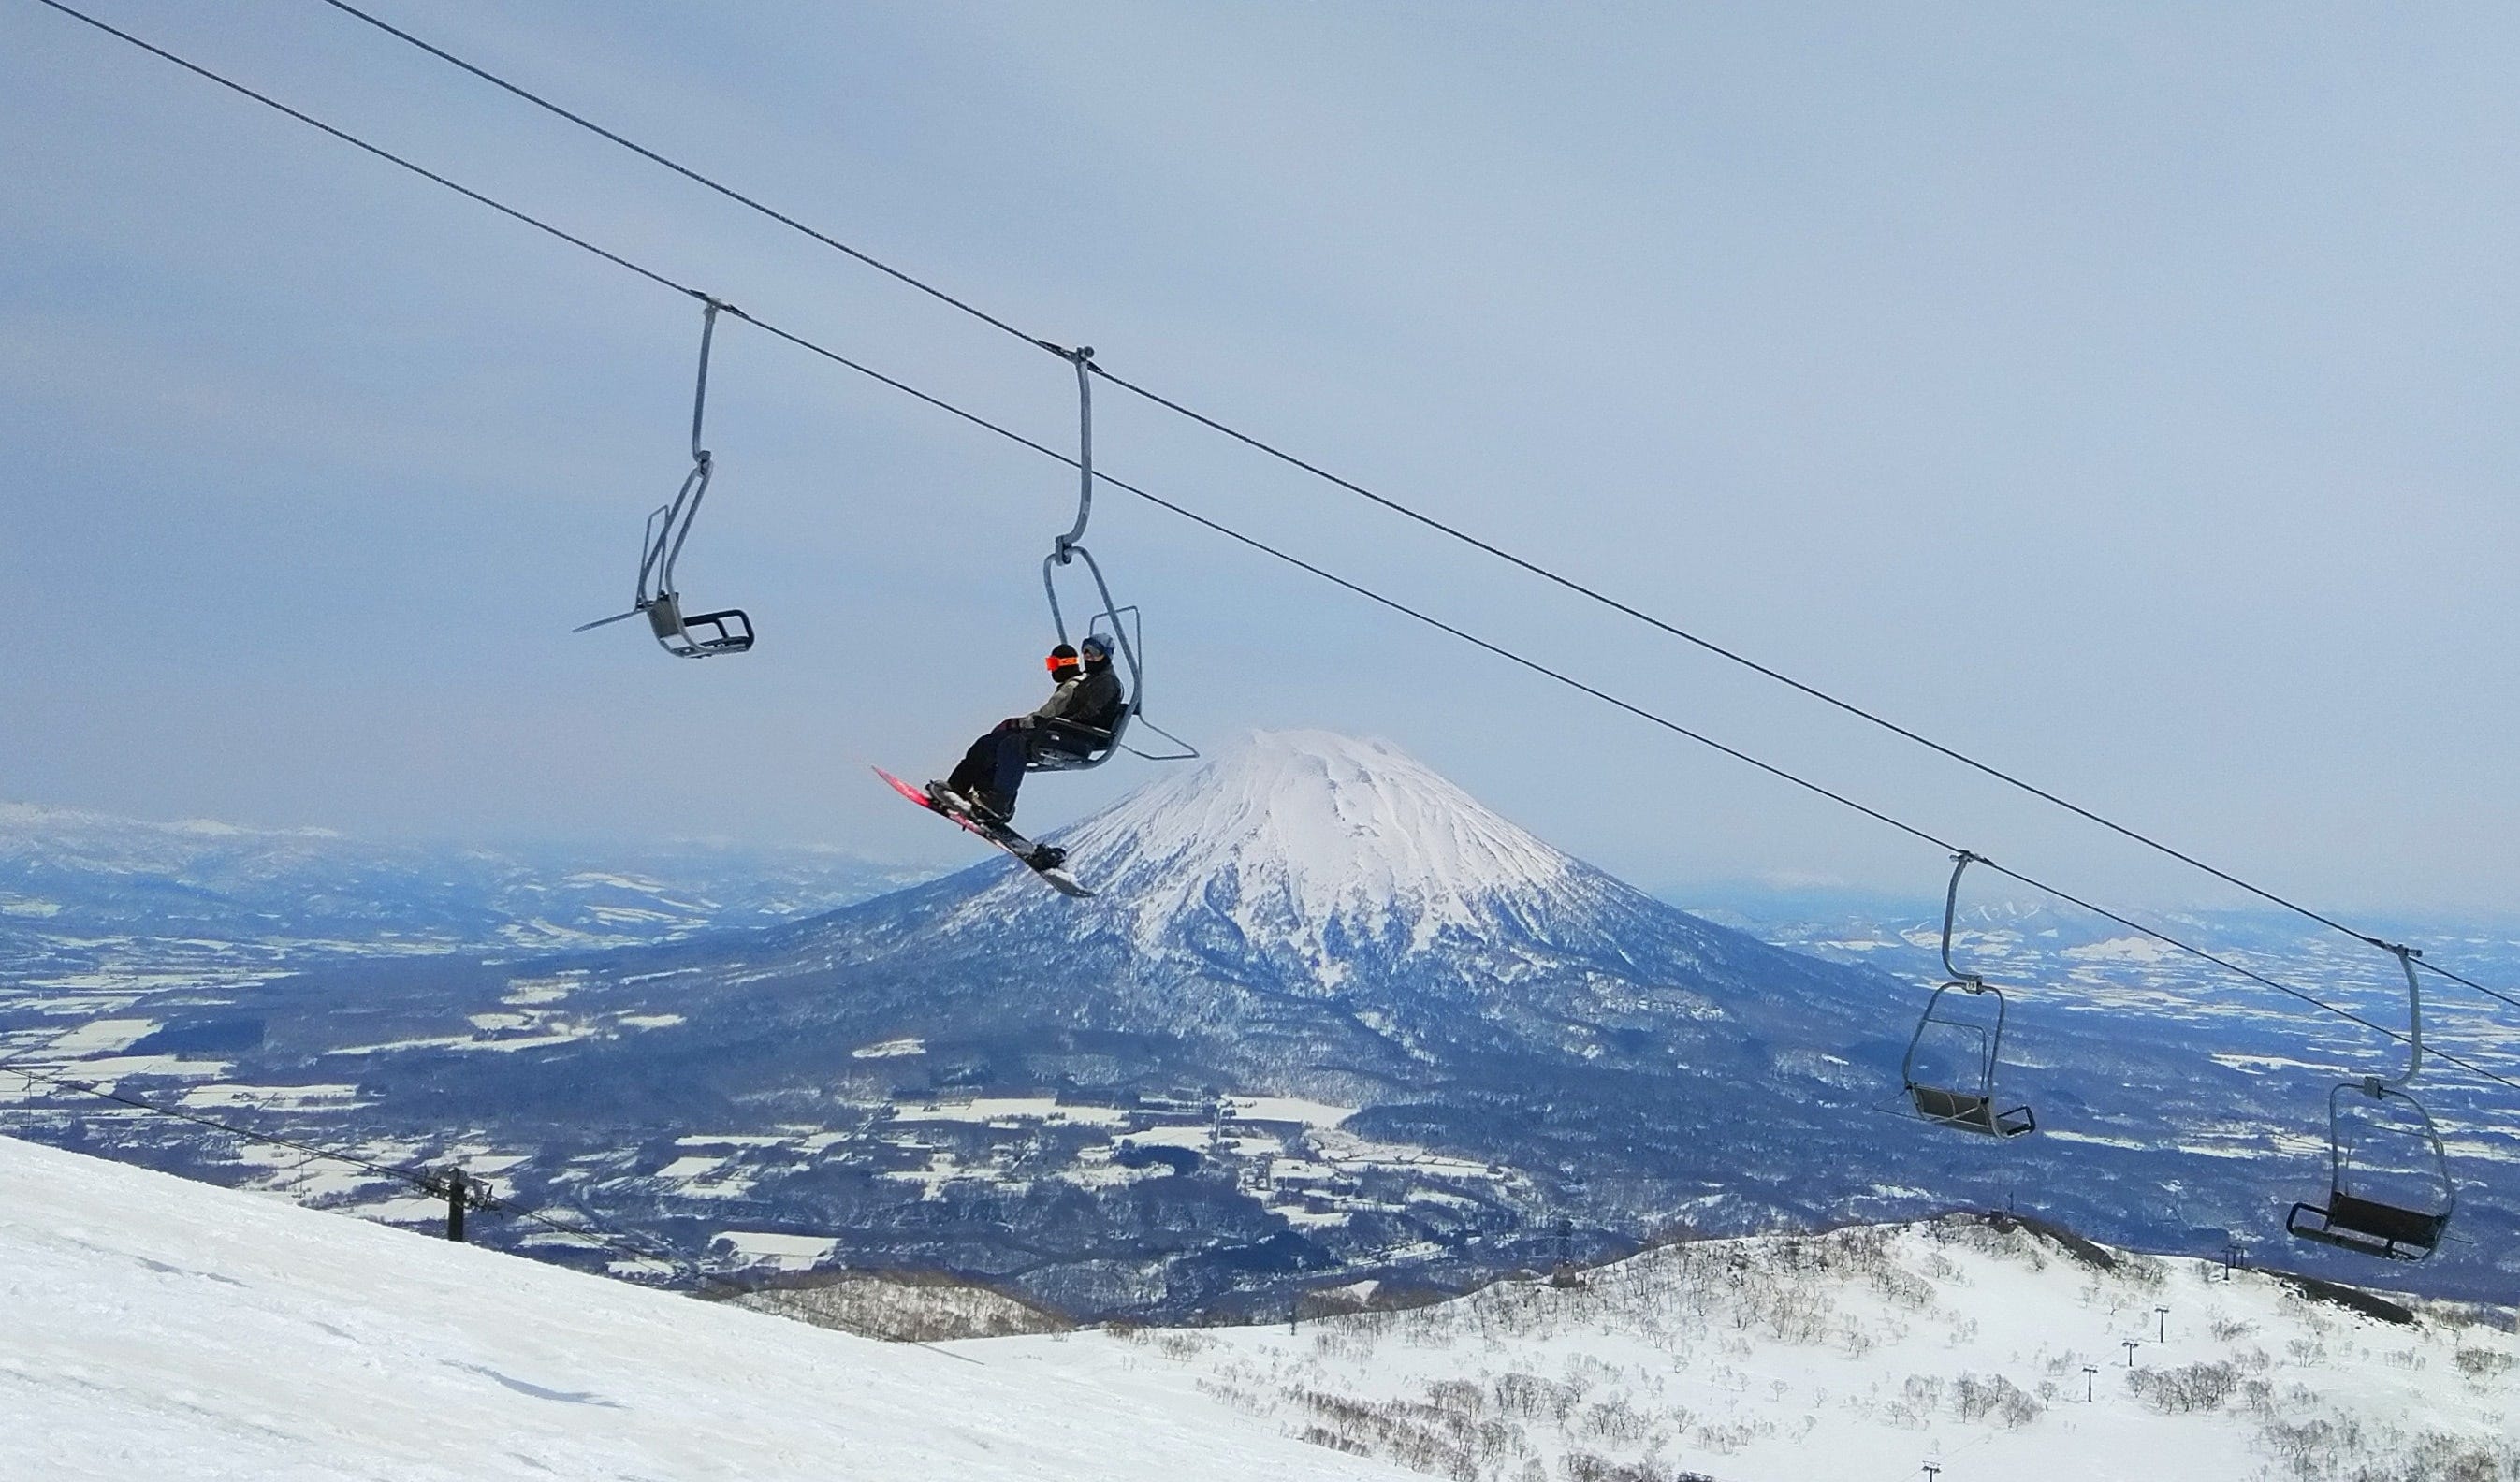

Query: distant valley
<box><xmin>3</xmin><ymin>741</ymin><xmax>2513</xmax><ymax>1321</ymax></box>
<box><xmin>0</xmin><ymin>798</ymin><xmax>920</xmax><ymax>1033</ymax></box>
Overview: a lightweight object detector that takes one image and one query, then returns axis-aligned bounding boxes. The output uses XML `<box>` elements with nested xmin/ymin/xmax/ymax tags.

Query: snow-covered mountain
<box><xmin>7</xmin><ymin>733</ymin><xmax>2513</xmax><ymax>1323</ymax></box>
<box><xmin>872</xmin><ymin>729</ymin><xmax>1885</xmax><ymax>1094</ymax></box>
<box><xmin>0</xmin><ymin>1131</ymin><xmax>1414</xmax><ymax>1482</ymax></box>
<box><xmin>985</xmin><ymin>731</ymin><xmax>1595</xmax><ymax>976</ymax></box>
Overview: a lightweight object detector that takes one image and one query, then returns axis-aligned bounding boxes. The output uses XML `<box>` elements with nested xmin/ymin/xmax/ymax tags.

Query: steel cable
<box><xmin>23</xmin><ymin>0</ymin><xmax>2519</xmax><ymax>1096</ymax></box>
<box><xmin>301</xmin><ymin>0</ymin><xmax>2520</xmax><ymax>1019</ymax></box>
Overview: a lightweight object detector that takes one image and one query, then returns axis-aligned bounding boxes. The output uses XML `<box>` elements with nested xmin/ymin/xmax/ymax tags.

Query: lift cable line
<box><xmin>27</xmin><ymin>0</ymin><xmax>2520</xmax><ymax>1097</ymax></box>
<box><xmin>311</xmin><ymin>0</ymin><xmax>1047</xmax><ymax>352</ymax></box>
<box><xmin>303</xmin><ymin>0</ymin><xmax>2520</xmax><ymax>1021</ymax></box>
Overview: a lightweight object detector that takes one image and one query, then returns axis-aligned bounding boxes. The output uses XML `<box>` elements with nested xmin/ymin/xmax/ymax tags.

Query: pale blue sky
<box><xmin>4</xmin><ymin>2</ymin><xmax>2515</xmax><ymax>913</ymax></box>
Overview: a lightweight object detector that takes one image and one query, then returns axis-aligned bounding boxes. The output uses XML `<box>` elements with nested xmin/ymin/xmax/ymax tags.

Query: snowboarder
<box><xmin>932</xmin><ymin>634</ymin><xmax>1126</xmax><ymax>825</ymax></box>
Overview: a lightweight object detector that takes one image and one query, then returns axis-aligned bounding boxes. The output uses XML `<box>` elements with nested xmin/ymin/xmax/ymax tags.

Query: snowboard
<box><xmin>871</xmin><ymin>766</ymin><xmax>1094</xmax><ymax>898</ymax></box>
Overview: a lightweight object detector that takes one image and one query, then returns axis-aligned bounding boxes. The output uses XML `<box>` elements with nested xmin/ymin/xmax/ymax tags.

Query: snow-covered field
<box><xmin>0</xmin><ymin>1134</ymin><xmax>1411</xmax><ymax>1482</ymax></box>
<box><xmin>8</xmin><ymin>1126</ymin><xmax>2516</xmax><ymax>1481</ymax></box>
<box><xmin>977</xmin><ymin>1218</ymin><xmax>2520</xmax><ymax>1482</ymax></box>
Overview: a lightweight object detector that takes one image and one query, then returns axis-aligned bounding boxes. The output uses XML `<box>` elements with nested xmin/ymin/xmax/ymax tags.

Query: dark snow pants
<box><xmin>947</xmin><ymin>721</ymin><xmax>1096</xmax><ymax>816</ymax></box>
<box><xmin>946</xmin><ymin>722</ymin><xmax>1032</xmax><ymax>810</ymax></box>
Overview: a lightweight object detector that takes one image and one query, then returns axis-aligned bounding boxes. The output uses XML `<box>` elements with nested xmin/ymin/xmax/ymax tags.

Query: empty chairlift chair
<box><xmin>1901</xmin><ymin>851</ymin><xmax>2035</xmax><ymax>1138</ymax></box>
<box><xmin>575</xmin><ymin>295</ymin><xmax>755</xmax><ymax>658</ymax></box>
<box><xmin>2286</xmin><ymin>942</ymin><xmax>2456</xmax><ymax>1261</ymax></box>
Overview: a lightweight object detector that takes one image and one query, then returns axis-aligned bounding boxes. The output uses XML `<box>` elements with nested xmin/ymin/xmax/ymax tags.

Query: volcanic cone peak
<box><xmin>951</xmin><ymin>730</ymin><xmax>1677</xmax><ymax>975</ymax></box>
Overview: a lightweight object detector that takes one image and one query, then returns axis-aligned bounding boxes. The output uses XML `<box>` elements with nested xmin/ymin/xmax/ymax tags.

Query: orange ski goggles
<box><xmin>1045</xmin><ymin>650</ymin><xmax>1081</xmax><ymax>673</ymax></box>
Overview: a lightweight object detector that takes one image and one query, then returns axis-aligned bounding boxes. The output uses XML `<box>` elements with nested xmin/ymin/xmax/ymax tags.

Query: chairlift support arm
<box><xmin>1940</xmin><ymin>850</ymin><xmax>1988</xmax><ymax>991</ymax></box>
<box><xmin>2380</xmin><ymin>941</ymin><xmax>2424</xmax><ymax>1093</ymax></box>
<box><xmin>690</xmin><ymin>294</ymin><xmax>722</xmax><ymax>463</ymax></box>
<box><xmin>656</xmin><ymin>295</ymin><xmax>732</xmax><ymax>602</ymax></box>
<box><xmin>1044</xmin><ymin>341</ymin><xmax>1095</xmax><ymax>557</ymax></box>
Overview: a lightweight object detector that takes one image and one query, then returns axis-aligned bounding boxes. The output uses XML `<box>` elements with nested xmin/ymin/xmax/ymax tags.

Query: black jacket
<box><xmin>1031</xmin><ymin>664</ymin><xmax>1125</xmax><ymax>742</ymax></box>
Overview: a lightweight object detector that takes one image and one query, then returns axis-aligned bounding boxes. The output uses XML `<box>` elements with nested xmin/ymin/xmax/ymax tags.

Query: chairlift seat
<box><xmin>1027</xmin><ymin>730</ymin><xmax>1114</xmax><ymax>772</ymax></box>
<box><xmin>646</xmin><ymin>594</ymin><xmax>753</xmax><ymax>657</ymax></box>
<box><xmin>1907</xmin><ymin>1083</ymin><xmax>2034</xmax><ymax>1138</ymax></box>
<box><xmin>1026</xmin><ymin>706</ymin><xmax>1128</xmax><ymax>772</ymax></box>
<box><xmin>2287</xmin><ymin>1192</ymin><xmax>2448</xmax><ymax>1261</ymax></box>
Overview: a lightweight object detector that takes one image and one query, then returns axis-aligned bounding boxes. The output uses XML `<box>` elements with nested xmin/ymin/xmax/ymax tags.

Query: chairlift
<box><xmin>2287</xmin><ymin>942</ymin><xmax>2455</xmax><ymax>1261</ymax></box>
<box><xmin>1901</xmin><ymin>851</ymin><xmax>2035</xmax><ymax>1138</ymax></box>
<box><xmin>575</xmin><ymin>295</ymin><xmax>755</xmax><ymax>657</ymax></box>
<box><xmin>1027</xmin><ymin>343</ymin><xmax>1196</xmax><ymax>772</ymax></box>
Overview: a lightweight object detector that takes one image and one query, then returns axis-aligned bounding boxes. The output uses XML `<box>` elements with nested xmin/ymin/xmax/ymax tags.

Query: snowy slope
<box><xmin>0</xmin><ymin>1133</ymin><xmax>1414</xmax><ymax>1482</ymax></box>
<box><xmin>977</xmin><ymin>1214</ymin><xmax>2520</xmax><ymax>1482</ymax></box>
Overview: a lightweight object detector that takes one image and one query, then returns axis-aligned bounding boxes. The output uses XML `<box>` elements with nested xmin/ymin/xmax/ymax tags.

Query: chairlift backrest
<box><xmin>1034</xmin><ymin>545</ymin><xmax>1135</xmax><ymax>773</ymax></box>
<box><xmin>1902</xmin><ymin>981</ymin><xmax>2034</xmax><ymax>1137</ymax></box>
<box><xmin>1910</xmin><ymin>1086</ymin><xmax>1990</xmax><ymax>1127</ymax></box>
<box><xmin>1908</xmin><ymin>1085</ymin><xmax>2032</xmax><ymax>1139</ymax></box>
<box><xmin>2321</xmin><ymin>1190</ymin><xmax>2449</xmax><ymax>1251</ymax></box>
